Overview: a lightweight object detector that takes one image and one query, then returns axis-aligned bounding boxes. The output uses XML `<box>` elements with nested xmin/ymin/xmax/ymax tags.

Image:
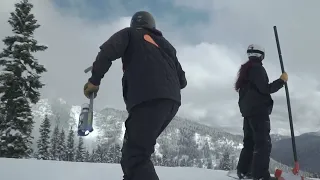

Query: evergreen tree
<box><xmin>105</xmin><ymin>144</ymin><xmax>113</xmax><ymax>163</ymax></box>
<box><xmin>49</xmin><ymin>125</ymin><xmax>59</xmax><ymax>160</ymax></box>
<box><xmin>36</xmin><ymin>114</ymin><xmax>51</xmax><ymax>160</ymax></box>
<box><xmin>180</xmin><ymin>158</ymin><xmax>187</xmax><ymax>167</ymax></box>
<box><xmin>207</xmin><ymin>158</ymin><xmax>213</xmax><ymax>169</ymax></box>
<box><xmin>57</xmin><ymin>128</ymin><xmax>66</xmax><ymax>161</ymax></box>
<box><xmin>75</xmin><ymin>136</ymin><xmax>85</xmax><ymax>162</ymax></box>
<box><xmin>107</xmin><ymin>143</ymin><xmax>121</xmax><ymax>163</ymax></box>
<box><xmin>196</xmin><ymin>159</ymin><xmax>203</xmax><ymax>168</ymax></box>
<box><xmin>219</xmin><ymin>151</ymin><xmax>231</xmax><ymax>170</ymax></box>
<box><xmin>203</xmin><ymin>141</ymin><xmax>211</xmax><ymax>159</ymax></box>
<box><xmin>89</xmin><ymin>149</ymin><xmax>95</xmax><ymax>162</ymax></box>
<box><xmin>84</xmin><ymin>150</ymin><xmax>90</xmax><ymax>162</ymax></box>
<box><xmin>0</xmin><ymin>0</ymin><xmax>47</xmax><ymax>158</ymax></box>
<box><xmin>94</xmin><ymin>145</ymin><xmax>106</xmax><ymax>162</ymax></box>
<box><xmin>162</xmin><ymin>154</ymin><xmax>169</xmax><ymax>166</ymax></box>
<box><xmin>66</xmin><ymin>128</ymin><xmax>75</xmax><ymax>161</ymax></box>
<box><xmin>151</xmin><ymin>153</ymin><xmax>158</xmax><ymax>165</ymax></box>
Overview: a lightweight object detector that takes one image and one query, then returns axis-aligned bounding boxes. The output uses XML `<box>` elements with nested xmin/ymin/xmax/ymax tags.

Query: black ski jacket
<box><xmin>88</xmin><ymin>27</ymin><xmax>187</xmax><ymax>111</ymax></box>
<box><xmin>238</xmin><ymin>61</ymin><xmax>285</xmax><ymax>117</ymax></box>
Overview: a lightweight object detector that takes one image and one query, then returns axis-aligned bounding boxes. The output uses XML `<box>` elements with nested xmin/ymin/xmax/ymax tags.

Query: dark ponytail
<box><xmin>234</xmin><ymin>59</ymin><xmax>256</xmax><ymax>91</ymax></box>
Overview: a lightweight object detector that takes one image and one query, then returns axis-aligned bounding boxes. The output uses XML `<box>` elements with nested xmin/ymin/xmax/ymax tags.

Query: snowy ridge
<box><xmin>31</xmin><ymin>98</ymin><xmax>103</xmax><ymax>133</ymax></box>
<box><xmin>29</xmin><ymin>98</ymin><xmax>300</xmax><ymax>173</ymax></box>
<box><xmin>30</xmin><ymin>98</ymin><xmax>243</xmax><ymax>168</ymax></box>
<box><xmin>31</xmin><ymin>99</ymin><xmax>53</xmax><ymax>119</ymax></box>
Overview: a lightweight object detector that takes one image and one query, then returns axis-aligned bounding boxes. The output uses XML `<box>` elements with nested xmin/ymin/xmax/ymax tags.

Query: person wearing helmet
<box><xmin>83</xmin><ymin>11</ymin><xmax>187</xmax><ymax>180</ymax></box>
<box><xmin>234</xmin><ymin>44</ymin><xmax>288</xmax><ymax>180</ymax></box>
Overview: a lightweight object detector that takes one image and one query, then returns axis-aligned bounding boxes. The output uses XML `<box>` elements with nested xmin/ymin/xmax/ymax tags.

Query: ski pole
<box><xmin>77</xmin><ymin>66</ymin><xmax>95</xmax><ymax>136</ymax></box>
<box><xmin>84</xmin><ymin>66</ymin><xmax>92</xmax><ymax>73</ymax></box>
<box><xmin>273</xmin><ymin>26</ymin><xmax>299</xmax><ymax>174</ymax></box>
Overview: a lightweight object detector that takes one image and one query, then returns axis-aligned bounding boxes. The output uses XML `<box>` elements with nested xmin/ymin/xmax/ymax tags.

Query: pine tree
<box><xmin>94</xmin><ymin>145</ymin><xmax>105</xmax><ymax>162</ymax></box>
<box><xmin>196</xmin><ymin>159</ymin><xmax>203</xmax><ymax>168</ymax></box>
<box><xmin>84</xmin><ymin>150</ymin><xmax>90</xmax><ymax>162</ymax></box>
<box><xmin>36</xmin><ymin>114</ymin><xmax>51</xmax><ymax>160</ymax></box>
<box><xmin>219</xmin><ymin>151</ymin><xmax>231</xmax><ymax>170</ymax></box>
<box><xmin>207</xmin><ymin>158</ymin><xmax>213</xmax><ymax>169</ymax></box>
<box><xmin>0</xmin><ymin>0</ymin><xmax>47</xmax><ymax>158</ymax></box>
<box><xmin>106</xmin><ymin>143</ymin><xmax>121</xmax><ymax>163</ymax></box>
<box><xmin>90</xmin><ymin>149</ymin><xmax>95</xmax><ymax>162</ymax></box>
<box><xmin>180</xmin><ymin>158</ymin><xmax>187</xmax><ymax>167</ymax></box>
<box><xmin>66</xmin><ymin>128</ymin><xmax>75</xmax><ymax>161</ymax></box>
<box><xmin>49</xmin><ymin>125</ymin><xmax>59</xmax><ymax>160</ymax></box>
<box><xmin>57</xmin><ymin>128</ymin><xmax>66</xmax><ymax>161</ymax></box>
<box><xmin>75</xmin><ymin>136</ymin><xmax>85</xmax><ymax>162</ymax></box>
<box><xmin>203</xmin><ymin>141</ymin><xmax>211</xmax><ymax>159</ymax></box>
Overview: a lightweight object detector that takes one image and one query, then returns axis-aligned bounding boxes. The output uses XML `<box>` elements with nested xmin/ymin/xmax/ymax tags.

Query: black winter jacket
<box><xmin>88</xmin><ymin>27</ymin><xmax>187</xmax><ymax>111</ymax></box>
<box><xmin>238</xmin><ymin>61</ymin><xmax>285</xmax><ymax>117</ymax></box>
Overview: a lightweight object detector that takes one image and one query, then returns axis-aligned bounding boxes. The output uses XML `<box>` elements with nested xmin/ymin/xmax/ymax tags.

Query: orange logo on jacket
<box><xmin>144</xmin><ymin>34</ymin><xmax>159</xmax><ymax>47</ymax></box>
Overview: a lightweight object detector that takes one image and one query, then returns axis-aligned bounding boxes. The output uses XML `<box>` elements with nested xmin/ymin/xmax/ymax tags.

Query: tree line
<box><xmin>35</xmin><ymin>113</ymin><xmax>236</xmax><ymax>171</ymax></box>
<box><xmin>34</xmin><ymin>114</ymin><xmax>87</xmax><ymax>162</ymax></box>
<box><xmin>32</xmin><ymin>115</ymin><xmax>320</xmax><ymax>179</ymax></box>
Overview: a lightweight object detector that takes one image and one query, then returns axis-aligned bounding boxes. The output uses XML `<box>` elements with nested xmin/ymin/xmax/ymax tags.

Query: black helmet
<box><xmin>130</xmin><ymin>11</ymin><xmax>156</xmax><ymax>29</ymax></box>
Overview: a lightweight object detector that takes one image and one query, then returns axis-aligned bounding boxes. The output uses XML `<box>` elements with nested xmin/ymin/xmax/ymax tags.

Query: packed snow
<box><xmin>0</xmin><ymin>158</ymin><xmax>230</xmax><ymax>180</ymax></box>
<box><xmin>1</xmin><ymin>158</ymin><xmax>318</xmax><ymax>180</ymax></box>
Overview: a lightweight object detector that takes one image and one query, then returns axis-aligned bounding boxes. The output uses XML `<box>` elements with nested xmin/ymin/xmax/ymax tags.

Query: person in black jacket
<box><xmin>83</xmin><ymin>11</ymin><xmax>187</xmax><ymax>180</ymax></box>
<box><xmin>234</xmin><ymin>44</ymin><xmax>288</xmax><ymax>180</ymax></box>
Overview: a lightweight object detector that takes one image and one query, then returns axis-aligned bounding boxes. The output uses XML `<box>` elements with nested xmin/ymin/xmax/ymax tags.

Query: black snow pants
<box><xmin>120</xmin><ymin>99</ymin><xmax>180</xmax><ymax>180</ymax></box>
<box><xmin>237</xmin><ymin>114</ymin><xmax>272</xmax><ymax>179</ymax></box>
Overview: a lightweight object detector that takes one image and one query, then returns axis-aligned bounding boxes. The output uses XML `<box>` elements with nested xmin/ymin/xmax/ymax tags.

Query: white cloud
<box><xmin>1</xmin><ymin>0</ymin><xmax>320</xmax><ymax>136</ymax></box>
<box><xmin>170</xmin><ymin>0</ymin><xmax>320</xmax><ymax>136</ymax></box>
<box><xmin>178</xmin><ymin>43</ymin><xmax>241</xmax><ymax>89</ymax></box>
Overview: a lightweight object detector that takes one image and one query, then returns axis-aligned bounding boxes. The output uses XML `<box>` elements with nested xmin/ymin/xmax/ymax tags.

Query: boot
<box><xmin>237</xmin><ymin>170</ymin><xmax>253</xmax><ymax>179</ymax></box>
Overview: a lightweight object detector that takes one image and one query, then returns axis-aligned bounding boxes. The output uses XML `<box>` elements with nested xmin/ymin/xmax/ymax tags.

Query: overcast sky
<box><xmin>1</xmin><ymin>0</ymin><xmax>320</xmax><ymax>136</ymax></box>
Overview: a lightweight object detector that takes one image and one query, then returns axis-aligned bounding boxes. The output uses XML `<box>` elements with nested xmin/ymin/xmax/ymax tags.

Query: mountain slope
<box><xmin>30</xmin><ymin>98</ymin><xmax>304</xmax><ymax>174</ymax></box>
<box><xmin>270</xmin><ymin>134</ymin><xmax>290</xmax><ymax>143</ymax></box>
<box><xmin>271</xmin><ymin>132</ymin><xmax>320</xmax><ymax>174</ymax></box>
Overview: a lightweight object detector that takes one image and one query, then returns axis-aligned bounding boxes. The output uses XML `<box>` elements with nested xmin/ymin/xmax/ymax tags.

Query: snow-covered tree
<box><xmin>108</xmin><ymin>143</ymin><xmax>121</xmax><ymax>163</ymax></box>
<box><xmin>57</xmin><ymin>128</ymin><xmax>66</xmax><ymax>161</ymax></box>
<box><xmin>84</xmin><ymin>150</ymin><xmax>90</xmax><ymax>162</ymax></box>
<box><xmin>89</xmin><ymin>149</ymin><xmax>95</xmax><ymax>162</ymax></box>
<box><xmin>203</xmin><ymin>141</ymin><xmax>211</xmax><ymax>159</ymax></box>
<box><xmin>49</xmin><ymin>125</ymin><xmax>59</xmax><ymax>160</ymax></box>
<box><xmin>66</xmin><ymin>128</ymin><xmax>75</xmax><ymax>161</ymax></box>
<box><xmin>207</xmin><ymin>158</ymin><xmax>213</xmax><ymax>169</ymax></box>
<box><xmin>75</xmin><ymin>136</ymin><xmax>85</xmax><ymax>162</ymax></box>
<box><xmin>94</xmin><ymin>145</ymin><xmax>106</xmax><ymax>163</ymax></box>
<box><xmin>219</xmin><ymin>151</ymin><xmax>232</xmax><ymax>170</ymax></box>
<box><xmin>0</xmin><ymin>0</ymin><xmax>47</xmax><ymax>158</ymax></box>
<box><xmin>36</xmin><ymin>114</ymin><xmax>51</xmax><ymax>160</ymax></box>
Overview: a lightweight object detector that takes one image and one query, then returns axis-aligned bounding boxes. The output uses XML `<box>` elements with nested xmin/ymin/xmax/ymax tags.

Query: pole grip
<box><xmin>84</xmin><ymin>66</ymin><xmax>92</xmax><ymax>73</ymax></box>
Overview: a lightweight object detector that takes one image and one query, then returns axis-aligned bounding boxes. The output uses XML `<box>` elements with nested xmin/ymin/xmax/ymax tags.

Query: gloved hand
<box><xmin>280</xmin><ymin>72</ymin><xmax>288</xmax><ymax>82</ymax></box>
<box><xmin>83</xmin><ymin>81</ymin><xmax>99</xmax><ymax>99</ymax></box>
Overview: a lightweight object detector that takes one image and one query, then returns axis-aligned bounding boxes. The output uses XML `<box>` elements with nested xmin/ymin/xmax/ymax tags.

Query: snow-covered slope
<box><xmin>0</xmin><ymin>158</ymin><xmax>226</xmax><ymax>180</ymax></box>
<box><xmin>0</xmin><ymin>158</ymin><xmax>317</xmax><ymax>180</ymax></box>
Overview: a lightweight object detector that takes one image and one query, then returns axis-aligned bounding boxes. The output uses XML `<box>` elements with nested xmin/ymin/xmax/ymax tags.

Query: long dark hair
<box><xmin>234</xmin><ymin>58</ymin><xmax>259</xmax><ymax>91</ymax></box>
